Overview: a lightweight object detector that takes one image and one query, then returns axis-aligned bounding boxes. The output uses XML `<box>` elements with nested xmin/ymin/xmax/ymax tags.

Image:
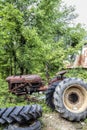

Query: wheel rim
<box><xmin>63</xmin><ymin>84</ymin><xmax>87</xmax><ymax>113</ymax></box>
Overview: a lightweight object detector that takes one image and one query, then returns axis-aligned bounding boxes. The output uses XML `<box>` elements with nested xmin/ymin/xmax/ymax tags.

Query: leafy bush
<box><xmin>66</xmin><ymin>68</ymin><xmax>87</xmax><ymax>82</ymax></box>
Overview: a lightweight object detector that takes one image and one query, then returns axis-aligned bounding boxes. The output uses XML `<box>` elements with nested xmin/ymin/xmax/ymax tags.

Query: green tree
<box><xmin>0</xmin><ymin>0</ymin><xmax>86</xmax><ymax>78</ymax></box>
<box><xmin>0</xmin><ymin>3</ymin><xmax>24</xmax><ymax>76</ymax></box>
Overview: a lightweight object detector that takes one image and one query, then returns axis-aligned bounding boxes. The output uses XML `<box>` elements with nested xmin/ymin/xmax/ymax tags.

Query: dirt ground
<box><xmin>41</xmin><ymin>112</ymin><xmax>87</xmax><ymax>130</ymax></box>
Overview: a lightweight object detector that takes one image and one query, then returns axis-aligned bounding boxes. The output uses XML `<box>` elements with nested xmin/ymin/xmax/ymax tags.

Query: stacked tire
<box><xmin>0</xmin><ymin>104</ymin><xmax>42</xmax><ymax>130</ymax></box>
<box><xmin>46</xmin><ymin>78</ymin><xmax>87</xmax><ymax>121</ymax></box>
<box><xmin>4</xmin><ymin>121</ymin><xmax>41</xmax><ymax>130</ymax></box>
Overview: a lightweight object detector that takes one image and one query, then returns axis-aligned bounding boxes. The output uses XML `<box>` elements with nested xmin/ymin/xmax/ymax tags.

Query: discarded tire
<box><xmin>54</xmin><ymin>78</ymin><xmax>87</xmax><ymax>121</ymax></box>
<box><xmin>0</xmin><ymin>104</ymin><xmax>42</xmax><ymax>124</ymax></box>
<box><xmin>4</xmin><ymin>121</ymin><xmax>41</xmax><ymax>130</ymax></box>
<box><xmin>46</xmin><ymin>82</ymin><xmax>59</xmax><ymax>110</ymax></box>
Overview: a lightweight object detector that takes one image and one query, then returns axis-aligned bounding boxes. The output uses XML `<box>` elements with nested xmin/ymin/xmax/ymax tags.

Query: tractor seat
<box><xmin>56</xmin><ymin>70</ymin><xmax>67</xmax><ymax>77</ymax></box>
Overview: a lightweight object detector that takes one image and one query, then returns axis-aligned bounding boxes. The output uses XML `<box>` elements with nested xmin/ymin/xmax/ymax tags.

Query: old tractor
<box><xmin>6</xmin><ymin>70</ymin><xmax>66</xmax><ymax>95</ymax></box>
<box><xmin>6</xmin><ymin>70</ymin><xmax>87</xmax><ymax>121</ymax></box>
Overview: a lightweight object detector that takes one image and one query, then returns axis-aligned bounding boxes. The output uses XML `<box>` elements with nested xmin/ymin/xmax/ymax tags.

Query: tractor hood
<box><xmin>6</xmin><ymin>75</ymin><xmax>42</xmax><ymax>83</ymax></box>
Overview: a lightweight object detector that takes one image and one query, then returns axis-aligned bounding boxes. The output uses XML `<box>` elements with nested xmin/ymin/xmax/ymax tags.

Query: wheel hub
<box><xmin>68</xmin><ymin>92</ymin><xmax>79</xmax><ymax>104</ymax></box>
<box><xmin>63</xmin><ymin>84</ymin><xmax>87</xmax><ymax>113</ymax></box>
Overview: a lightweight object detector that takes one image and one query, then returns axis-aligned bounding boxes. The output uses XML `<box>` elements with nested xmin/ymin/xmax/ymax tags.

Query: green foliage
<box><xmin>0</xmin><ymin>3</ymin><xmax>24</xmax><ymax>76</ymax></box>
<box><xmin>66</xmin><ymin>68</ymin><xmax>87</xmax><ymax>82</ymax></box>
<box><xmin>0</xmin><ymin>0</ymin><xmax>87</xmax><ymax>78</ymax></box>
<box><xmin>64</xmin><ymin>24</ymin><xmax>86</xmax><ymax>47</ymax></box>
<box><xmin>0</xmin><ymin>78</ymin><xmax>27</xmax><ymax>108</ymax></box>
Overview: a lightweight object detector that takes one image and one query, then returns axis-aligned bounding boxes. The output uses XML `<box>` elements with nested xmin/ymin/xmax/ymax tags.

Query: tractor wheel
<box><xmin>4</xmin><ymin>121</ymin><xmax>41</xmax><ymax>130</ymax></box>
<box><xmin>0</xmin><ymin>105</ymin><xmax>42</xmax><ymax>124</ymax></box>
<box><xmin>53</xmin><ymin>78</ymin><xmax>87</xmax><ymax>121</ymax></box>
<box><xmin>46</xmin><ymin>82</ymin><xmax>59</xmax><ymax>110</ymax></box>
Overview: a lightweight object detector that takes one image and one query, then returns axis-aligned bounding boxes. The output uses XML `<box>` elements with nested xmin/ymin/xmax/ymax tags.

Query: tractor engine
<box><xmin>6</xmin><ymin>75</ymin><xmax>45</xmax><ymax>95</ymax></box>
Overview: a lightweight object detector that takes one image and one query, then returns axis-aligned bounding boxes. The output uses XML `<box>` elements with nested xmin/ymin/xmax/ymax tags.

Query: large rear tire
<box><xmin>54</xmin><ymin>78</ymin><xmax>87</xmax><ymax>121</ymax></box>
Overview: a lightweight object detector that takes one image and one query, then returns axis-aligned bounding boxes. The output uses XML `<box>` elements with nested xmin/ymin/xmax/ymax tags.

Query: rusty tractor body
<box><xmin>6</xmin><ymin>70</ymin><xmax>87</xmax><ymax>122</ymax></box>
<box><xmin>6</xmin><ymin>70</ymin><xmax>66</xmax><ymax>95</ymax></box>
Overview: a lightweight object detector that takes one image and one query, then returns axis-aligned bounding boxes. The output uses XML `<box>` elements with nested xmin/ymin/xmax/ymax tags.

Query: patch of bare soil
<box><xmin>41</xmin><ymin>112</ymin><xmax>86</xmax><ymax>130</ymax></box>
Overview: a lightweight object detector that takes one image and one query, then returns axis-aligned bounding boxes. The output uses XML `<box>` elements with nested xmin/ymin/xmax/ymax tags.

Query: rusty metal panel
<box><xmin>66</xmin><ymin>44</ymin><xmax>87</xmax><ymax>68</ymax></box>
<box><xmin>6</xmin><ymin>75</ymin><xmax>42</xmax><ymax>83</ymax></box>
